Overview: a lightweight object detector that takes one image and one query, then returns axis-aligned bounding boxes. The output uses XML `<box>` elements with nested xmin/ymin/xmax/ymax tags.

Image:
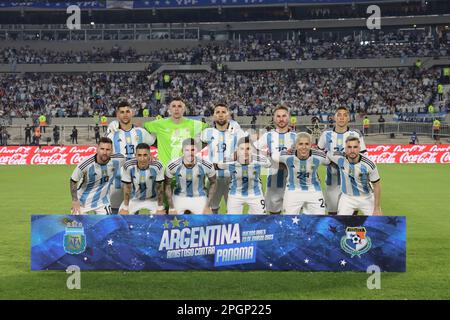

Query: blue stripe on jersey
<box><xmin>254</xmin><ymin>165</ymin><xmax>261</xmax><ymax>196</ymax></box>
<box><xmin>113</xmin><ymin>131</ymin><xmax>121</xmax><ymax>154</ymax></box>
<box><xmin>267</xmin><ymin>132</ymin><xmax>272</xmax><ymax>154</ymax></box>
<box><xmin>326</xmin><ymin>131</ymin><xmax>332</xmax><ymax>151</ymax></box>
<box><xmin>360</xmin><ymin>164</ymin><xmax>370</xmax><ymax>194</ymax></box>
<box><xmin>337</xmin><ymin>133</ymin><xmax>344</xmax><ymax>152</ymax></box>
<box><xmin>113</xmin><ymin>159</ymin><xmax>121</xmax><ymax>189</ymax></box>
<box><xmin>125</xmin><ymin>131</ymin><xmax>133</xmax><ymax>160</ymax></box>
<box><xmin>139</xmin><ymin>169</ymin><xmax>147</xmax><ymax>201</ymax></box>
<box><xmin>186</xmin><ymin>168</ymin><xmax>194</xmax><ymax>197</ymax></box>
<box><xmin>276</xmin><ymin>169</ymin><xmax>285</xmax><ymax>188</ymax></box>
<box><xmin>312</xmin><ymin>157</ymin><xmax>321</xmax><ymax>192</ymax></box>
<box><xmin>218</xmin><ymin>131</ymin><xmax>225</xmax><ymax>163</ymax></box>
<box><xmin>241</xmin><ymin>165</ymin><xmax>249</xmax><ymax>197</ymax></box>
<box><xmin>91</xmin><ymin>164</ymin><xmax>107</xmax><ymax>208</ymax></box>
<box><xmin>348</xmin><ymin>163</ymin><xmax>360</xmax><ymax>196</ymax></box>
<box><xmin>136</xmin><ymin>128</ymin><xmax>143</xmax><ymax>144</ymax></box>
<box><xmin>130</xmin><ymin>167</ymin><xmax>136</xmax><ymax>199</ymax></box>
<box><xmin>229</xmin><ymin>164</ymin><xmax>237</xmax><ymax>196</ymax></box>
<box><xmin>207</xmin><ymin>129</ymin><xmax>214</xmax><ymax>161</ymax></box>
<box><xmin>287</xmin><ymin>157</ymin><xmax>295</xmax><ymax>191</ymax></box>
<box><xmin>174</xmin><ymin>166</ymin><xmax>182</xmax><ymax>196</ymax></box>
<box><xmin>198</xmin><ymin>165</ymin><xmax>206</xmax><ymax>197</ymax></box>
<box><xmin>299</xmin><ymin>159</ymin><xmax>308</xmax><ymax>191</ymax></box>
<box><xmin>79</xmin><ymin>165</ymin><xmax>96</xmax><ymax>206</ymax></box>
<box><xmin>150</xmin><ymin>167</ymin><xmax>157</xmax><ymax>199</ymax></box>
<box><xmin>338</xmin><ymin>158</ymin><xmax>347</xmax><ymax>194</ymax></box>
<box><xmin>326</xmin><ymin>165</ymin><xmax>332</xmax><ymax>186</ymax></box>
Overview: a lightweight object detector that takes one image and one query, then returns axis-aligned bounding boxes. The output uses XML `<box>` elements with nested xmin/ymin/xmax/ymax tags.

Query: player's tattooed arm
<box><xmin>164</xmin><ymin>177</ymin><xmax>176</xmax><ymax>214</ymax></box>
<box><xmin>70</xmin><ymin>179</ymin><xmax>81</xmax><ymax>214</ymax></box>
<box><xmin>205</xmin><ymin>175</ymin><xmax>217</xmax><ymax>214</ymax></box>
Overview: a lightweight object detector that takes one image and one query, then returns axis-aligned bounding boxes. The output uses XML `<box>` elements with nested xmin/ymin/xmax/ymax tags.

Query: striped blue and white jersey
<box><xmin>229</xmin><ymin>119</ymin><xmax>242</xmax><ymax>132</ymax></box>
<box><xmin>166</xmin><ymin>157</ymin><xmax>216</xmax><ymax>197</ymax></box>
<box><xmin>217</xmin><ymin>155</ymin><xmax>272</xmax><ymax>197</ymax></box>
<box><xmin>327</xmin><ymin>153</ymin><xmax>380</xmax><ymax>196</ymax></box>
<box><xmin>70</xmin><ymin>154</ymin><xmax>126</xmax><ymax>209</ymax></box>
<box><xmin>107</xmin><ymin>125</ymin><xmax>156</xmax><ymax>190</ymax></box>
<box><xmin>254</xmin><ymin>130</ymin><xmax>297</xmax><ymax>187</ymax></box>
<box><xmin>317</xmin><ymin>128</ymin><xmax>366</xmax><ymax>186</ymax></box>
<box><xmin>121</xmin><ymin>159</ymin><xmax>164</xmax><ymax>201</ymax></box>
<box><xmin>273</xmin><ymin>150</ymin><xmax>329</xmax><ymax>192</ymax></box>
<box><xmin>201</xmin><ymin>123</ymin><xmax>247</xmax><ymax>178</ymax></box>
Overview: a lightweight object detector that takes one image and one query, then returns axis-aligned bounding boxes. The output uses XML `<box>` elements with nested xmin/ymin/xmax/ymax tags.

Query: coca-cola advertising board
<box><xmin>0</xmin><ymin>145</ymin><xmax>449</xmax><ymax>165</ymax></box>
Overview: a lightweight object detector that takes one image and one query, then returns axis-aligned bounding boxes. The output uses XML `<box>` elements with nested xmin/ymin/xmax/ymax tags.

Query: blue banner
<box><xmin>0</xmin><ymin>1</ymin><xmax>389</xmax><ymax>9</ymax></box>
<box><xmin>31</xmin><ymin>215</ymin><xmax>406</xmax><ymax>272</ymax></box>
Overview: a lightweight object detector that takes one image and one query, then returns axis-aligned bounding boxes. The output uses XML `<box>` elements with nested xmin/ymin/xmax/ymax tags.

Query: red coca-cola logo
<box><xmin>31</xmin><ymin>153</ymin><xmax>68</xmax><ymax>165</ymax></box>
<box><xmin>0</xmin><ymin>154</ymin><xmax>28</xmax><ymax>165</ymax></box>
<box><xmin>70</xmin><ymin>153</ymin><xmax>90</xmax><ymax>165</ymax></box>
<box><xmin>440</xmin><ymin>152</ymin><xmax>450</xmax><ymax>163</ymax></box>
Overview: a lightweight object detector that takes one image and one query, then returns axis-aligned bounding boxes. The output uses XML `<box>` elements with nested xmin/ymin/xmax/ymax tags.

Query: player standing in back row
<box><xmin>107</xmin><ymin>101</ymin><xmax>156</xmax><ymax>214</ymax></box>
<box><xmin>317</xmin><ymin>106</ymin><xmax>366</xmax><ymax>215</ymax></box>
<box><xmin>254</xmin><ymin>106</ymin><xmax>297</xmax><ymax>214</ymax></box>
<box><xmin>201</xmin><ymin>103</ymin><xmax>247</xmax><ymax>214</ymax></box>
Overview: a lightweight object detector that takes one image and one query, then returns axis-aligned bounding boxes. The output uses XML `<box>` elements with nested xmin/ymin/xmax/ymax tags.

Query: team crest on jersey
<box><xmin>63</xmin><ymin>221</ymin><xmax>86</xmax><ymax>255</ymax></box>
<box><xmin>186</xmin><ymin>172</ymin><xmax>193</xmax><ymax>180</ymax></box>
<box><xmin>340</xmin><ymin>227</ymin><xmax>372</xmax><ymax>258</ymax></box>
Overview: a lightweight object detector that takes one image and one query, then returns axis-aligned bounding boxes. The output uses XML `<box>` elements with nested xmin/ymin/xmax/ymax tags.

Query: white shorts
<box><xmin>119</xmin><ymin>199</ymin><xmax>158</xmax><ymax>215</ymax></box>
<box><xmin>323</xmin><ymin>183</ymin><xmax>341</xmax><ymax>213</ymax></box>
<box><xmin>78</xmin><ymin>204</ymin><xmax>111</xmax><ymax>215</ymax></box>
<box><xmin>283</xmin><ymin>190</ymin><xmax>326</xmax><ymax>215</ymax></box>
<box><xmin>210</xmin><ymin>176</ymin><xmax>230</xmax><ymax>210</ymax></box>
<box><xmin>338</xmin><ymin>193</ymin><xmax>375</xmax><ymax>216</ymax></box>
<box><xmin>173</xmin><ymin>195</ymin><xmax>207</xmax><ymax>214</ymax></box>
<box><xmin>227</xmin><ymin>194</ymin><xmax>267</xmax><ymax>215</ymax></box>
<box><xmin>265</xmin><ymin>171</ymin><xmax>287</xmax><ymax>213</ymax></box>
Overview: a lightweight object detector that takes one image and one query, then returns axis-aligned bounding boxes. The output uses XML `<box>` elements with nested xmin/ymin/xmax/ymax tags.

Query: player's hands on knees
<box><xmin>71</xmin><ymin>201</ymin><xmax>81</xmax><ymax>215</ymax></box>
<box><xmin>156</xmin><ymin>209</ymin><xmax>166</xmax><ymax>215</ymax></box>
<box><xmin>119</xmin><ymin>208</ymin><xmax>129</xmax><ymax>215</ymax></box>
<box><xmin>203</xmin><ymin>206</ymin><xmax>212</xmax><ymax>214</ymax></box>
<box><xmin>168</xmin><ymin>208</ymin><xmax>177</xmax><ymax>215</ymax></box>
<box><xmin>372</xmin><ymin>208</ymin><xmax>383</xmax><ymax>216</ymax></box>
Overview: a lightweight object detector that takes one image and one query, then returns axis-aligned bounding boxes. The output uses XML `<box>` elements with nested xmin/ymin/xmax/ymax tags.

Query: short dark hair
<box><xmin>182</xmin><ymin>138</ymin><xmax>196</xmax><ymax>150</ymax></box>
<box><xmin>99</xmin><ymin>137</ymin><xmax>113</xmax><ymax>145</ymax></box>
<box><xmin>214</xmin><ymin>103</ymin><xmax>229</xmax><ymax>110</ymax></box>
<box><xmin>136</xmin><ymin>143</ymin><xmax>150</xmax><ymax>151</ymax></box>
<box><xmin>237</xmin><ymin>136</ymin><xmax>251</xmax><ymax>147</ymax></box>
<box><xmin>273</xmin><ymin>105</ymin><xmax>290</xmax><ymax>115</ymax></box>
<box><xmin>345</xmin><ymin>136</ymin><xmax>360</xmax><ymax>144</ymax></box>
<box><xmin>335</xmin><ymin>106</ymin><xmax>349</xmax><ymax>114</ymax></box>
<box><xmin>116</xmin><ymin>100</ymin><xmax>131</xmax><ymax>110</ymax></box>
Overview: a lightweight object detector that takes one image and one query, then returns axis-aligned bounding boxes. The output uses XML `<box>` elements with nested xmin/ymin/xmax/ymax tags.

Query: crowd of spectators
<box><xmin>0</xmin><ymin>29</ymin><xmax>448</xmax><ymax>64</ymax></box>
<box><xmin>0</xmin><ymin>67</ymin><xmax>443</xmax><ymax>122</ymax></box>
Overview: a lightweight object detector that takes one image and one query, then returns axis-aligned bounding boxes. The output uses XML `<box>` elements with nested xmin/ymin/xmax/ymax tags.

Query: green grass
<box><xmin>0</xmin><ymin>164</ymin><xmax>449</xmax><ymax>299</ymax></box>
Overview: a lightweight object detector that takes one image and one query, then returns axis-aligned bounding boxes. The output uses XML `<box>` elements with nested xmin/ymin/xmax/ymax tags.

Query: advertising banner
<box><xmin>31</xmin><ymin>215</ymin><xmax>406</xmax><ymax>272</ymax></box>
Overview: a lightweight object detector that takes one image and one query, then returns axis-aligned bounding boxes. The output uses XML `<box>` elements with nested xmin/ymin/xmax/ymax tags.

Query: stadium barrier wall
<box><xmin>31</xmin><ymin>215</ymin><xmax>406</xmax><ymax>272</ymax></box>
<box><xmin>1</xmin><ymin>145</ymin><xmax>450</xmax><ymax>165</ymax></box>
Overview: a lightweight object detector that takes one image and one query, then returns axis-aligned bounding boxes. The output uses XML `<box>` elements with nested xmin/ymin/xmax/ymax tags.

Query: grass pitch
<box><xmin>0</xmin><ymin>164</ymin><xmax>449</xmax><ymax>299</ymax></box>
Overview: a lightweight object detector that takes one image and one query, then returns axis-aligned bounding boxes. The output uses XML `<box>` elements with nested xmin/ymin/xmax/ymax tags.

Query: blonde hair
<box><xmin>295</xmin><ymin>132</ymin><xmax>312</xmax><ymax>144</ymax></box>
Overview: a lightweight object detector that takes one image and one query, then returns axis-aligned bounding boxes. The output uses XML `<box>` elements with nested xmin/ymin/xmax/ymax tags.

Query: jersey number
<box><xmin>217</xmin><ymin>142</ymin><xmax>227</xmax><ymax>153</ymax></box>
<box><xmin>125</xmin><ymin>145</ymin><xmax>135</xmax><ymax>156</ymax></box>
<box><xmin>260</xmin><ymin>199</ymin><xmax>266</xmax><ymax>210</ymax></box>
<box><xmin>319</xmin><ymin>198</ymin><xmax>325</xmax><ymax>208</ymax></box>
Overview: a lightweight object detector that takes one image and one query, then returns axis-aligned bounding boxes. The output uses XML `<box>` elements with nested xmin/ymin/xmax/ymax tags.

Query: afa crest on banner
<box><xmin>63</xmin><ymin>221</ymin><xmax>86</xmax><ymax>255</ymax></box>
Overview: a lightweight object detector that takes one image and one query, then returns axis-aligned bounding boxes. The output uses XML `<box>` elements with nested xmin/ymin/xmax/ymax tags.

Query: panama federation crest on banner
<box><xmin>63</xmin><ymin>221</ymin><xmax>86</xmax><ymax>255</ymax></box>
<box><xmin>340</xmin><ymin>227</ymin><xmax>372</xmax><ymax>258</ymax></box>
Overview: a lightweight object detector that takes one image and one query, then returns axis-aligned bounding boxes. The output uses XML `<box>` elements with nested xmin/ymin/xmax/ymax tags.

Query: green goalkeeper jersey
<box><xmin>144</xmin><ymin>117</ymin><xmax>208</xmax><ymax>166</ymax></box>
